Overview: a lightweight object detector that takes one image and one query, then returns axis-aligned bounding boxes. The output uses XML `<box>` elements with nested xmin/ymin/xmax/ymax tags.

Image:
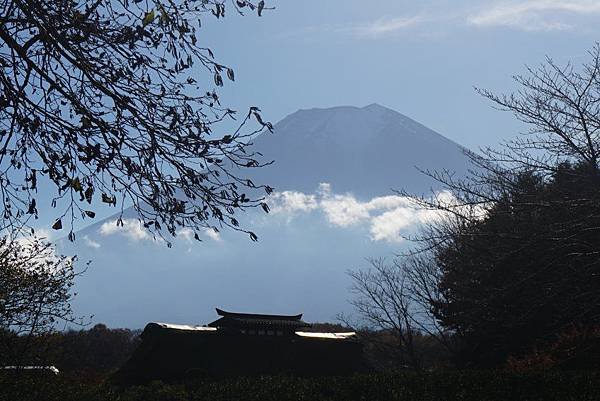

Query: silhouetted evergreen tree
<box><xmin>431</xmin><ymin>163</ymin><xmax>600</xmax><ymax>366</ymax></box>
<box><xmin>381</xmin><ymin>44</ymin><xmax>600</xmax><ymax>368</ymax></box>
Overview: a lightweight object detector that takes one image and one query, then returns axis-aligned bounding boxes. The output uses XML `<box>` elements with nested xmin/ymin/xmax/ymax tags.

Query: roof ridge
<box><xmin>215</xmin><ymin>308</ymin><xmax>303</xmax><ymax>321</ymax></box>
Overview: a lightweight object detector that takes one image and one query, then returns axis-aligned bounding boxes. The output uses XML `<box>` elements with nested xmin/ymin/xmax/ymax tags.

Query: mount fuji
<box><xmin>249</xmin><ymin>103</ymin><xmax>468</xmax><ymax>196</ymax></box>
<box><xmin>57</xmin><ymin>104</ymin><xmax>471</xmax><ymax>329</ymax></box>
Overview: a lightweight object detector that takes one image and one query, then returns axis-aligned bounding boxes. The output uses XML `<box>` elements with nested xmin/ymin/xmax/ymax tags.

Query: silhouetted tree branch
<box><xmin>0</xmin><ymin>0</ymin><xmax>275</xmax><ymax>242</ymax></box>
<box><xmin>476</xmin><ymin>43</ymin><xmax>600</xmax><ymax>172</ymax></box>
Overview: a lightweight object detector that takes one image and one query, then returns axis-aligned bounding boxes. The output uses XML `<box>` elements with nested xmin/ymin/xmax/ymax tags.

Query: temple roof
<box><xmin>215</xmin><ymin>308</ymin><xmax>304</xmax><ymax>321</ymax></box>
<box><xmin>208</xmin><ymin>308</ymin><xmax>310</xmax><ymax>330</ymax></box>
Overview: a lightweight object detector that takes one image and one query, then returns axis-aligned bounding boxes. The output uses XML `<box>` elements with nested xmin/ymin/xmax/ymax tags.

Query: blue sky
<box><xmin>45</xmin><ymin>1</ymin><xmax>600</xmax><ymax>327</ymax></box>
<box><xmin>30</xmin><ymin>0</ymin><xmax>600</xmax><ymax>236</ymax></box>
<box><xmin>201</xmin><ymin>0</ymin><xmax>600</xmax><ymax>150</ymax></box>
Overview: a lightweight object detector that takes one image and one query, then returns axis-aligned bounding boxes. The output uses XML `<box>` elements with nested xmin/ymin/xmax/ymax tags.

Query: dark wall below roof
<box><xmin>115</xmin><ymin>330</ymin><xmax>367</xmax><ymax>383</ymax></box>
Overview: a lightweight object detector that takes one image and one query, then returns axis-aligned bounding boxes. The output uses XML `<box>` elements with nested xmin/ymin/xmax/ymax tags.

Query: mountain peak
<box><xmin>293</xmin><ymin>103</ymin><xmax>391</xmax><ymax>115</ymax></box>
<box><xmin>362</xmin><ymin>103</ymin><xmax>389</xmax><ymax>111</ymax></box>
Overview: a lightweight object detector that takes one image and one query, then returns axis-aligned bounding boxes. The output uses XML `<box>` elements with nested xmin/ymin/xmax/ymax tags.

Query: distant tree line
<box><xmin>349</xmin><ymin>44</ymin><xmax>600</xmax><ymax>370</ymax></box>
<box><xmin>1</xmin><ymin>323</ymin><xmax>140</xmax><ymax>378</ymax></box>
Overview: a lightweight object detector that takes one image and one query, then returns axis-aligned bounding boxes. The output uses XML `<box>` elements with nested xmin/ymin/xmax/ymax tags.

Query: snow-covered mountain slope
<box><xmin>248</xmin><ymin>103</ymin><xmax>469</xmax><ymax>197</ymax></box>
<box><xmin>59</xmin><ymin>104</ymin><xmax>472</xmax><ymax>329</ymax></box>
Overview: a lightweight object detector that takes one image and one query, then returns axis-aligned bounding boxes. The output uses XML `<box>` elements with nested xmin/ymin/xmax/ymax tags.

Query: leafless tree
<box><xmin>400</xmin><ymin>44</ymin><xmax>600</xmax><ymax>225</ymax></box>
<box><xmin>386</xmin><ymin>43</ymin><xmax>600</xmax><ymax>367</ymax></box>
<box><xmin>390</xmin><ymin>44</ymin><xmax>600</xmax><ymax>264</ymax></box>
<box><xmin>351</xmin><ymin>44</ymin><xmax>600</xmax><ymax>368</ymax></box>
<box><xmin>347</xmin><ymin>257</ymin><xmax>454</xmax><ymax>369</ymax></box>
<box><xmin>477</xmin><ymin>43</ymin><xmax>600</xmax><ymax>173</ymax></box>
<box><xmin>0</xmin><ymin>0</ymin><xmax>274</xmax><ymax>242</ymax></box>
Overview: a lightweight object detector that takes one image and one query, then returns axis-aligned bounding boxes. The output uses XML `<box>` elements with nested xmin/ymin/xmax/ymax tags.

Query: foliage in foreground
<box><xmin>2</xmin><ymin>371</ymin><xmax>600</xmax><ymax>401</ymax></box>
<box><xmin>1</xmin><ymin>0</ymin><xmax>274</xmax><ymax>240</ymax></box>
<box><xmin>0</xmin><ymin>237</ymin><xmax>80</xmax><ymax>367</ymax></box>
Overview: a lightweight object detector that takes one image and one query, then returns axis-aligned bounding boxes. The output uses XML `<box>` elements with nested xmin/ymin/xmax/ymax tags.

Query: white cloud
<box><xmin>31</xmin><ymin>228</ymin><xmax>53</xmax><ymax>241</ymax></box>
<box><xmin>99</xmin><ymin>218</ymin><xmax>151</xmax><ymax>242</ymax></box>
<box><xmin>11</xmin><ymin>228</ymin><xmax>54</xmax><ymax>248</ymax></box>
<box><xmin>175</xmin><ymin>227</ymin><xmax>220</xmax><ymax>251</ymax></box>
<box><xmin>352</xmin><ymin>16</ymin><xmax>424</xmax><ymax>38</ymax></box>
<box><xmin>5</xmin><ymin>231</ymin><xmax>68</xmax><ymax>272</ymax></box>
<box><xmin>83</xmin><ymin>235</ymin><xmax>101</xmax><ymax>249</ymax></box>
<box><xmin>97</xmin><ymin>219</ymin><xmax>224</xmax><ymax>245</ymax></box>
<box><xmin>300</xmin><ymin>15</ymin><xmax>425</xmax><ymax>40</ymax></box>
<box><xmin>93</xmin><ymin>187</ymin><xmax>470</xmax><ymax>246</ymax></box>
<box><xmin>321</xmin><ymin>194</ymin><xmax>370</xmax><ymax>227</ymax></box>
<box><xmin>203</xmin><ymin>228</ymin><xmax>222</xmax><ymax>242</ymax></box>
<box><xmin>297</xmin><ymin>1</ymin><xmax>597</xmax><ymax>39</ymax></box>
<box><xmin>320</xmin><ymin>189</ymin><xmax>450</xmax><ymax>243</ymax></box>
<box><xmin>269</xmin><ymin>191</ymin><xmax>318</xmax><ymax>215</ymax></box>
<box><xmin>369</xmin><ymin>208</ymin><xmax>420</xmax><ymax>243</ymax></box>
<box><xmin>267</xmin><ymin>183</ymin><xmax>453</xmax><ymax>243</ymax></box>
<box><xmin>177</xmin><ymin>227</ymin><xmax>195</xmax><ymax>243</ymax></box>
<box><xmin>468</xmin><ymin>0</ymin><xmax>600</xmax><ymax>31</ymax></box>
<box><xmin>369</xmin><ymin>203</ymin><xmax>446</xmax><ymax>243</ymax></box>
